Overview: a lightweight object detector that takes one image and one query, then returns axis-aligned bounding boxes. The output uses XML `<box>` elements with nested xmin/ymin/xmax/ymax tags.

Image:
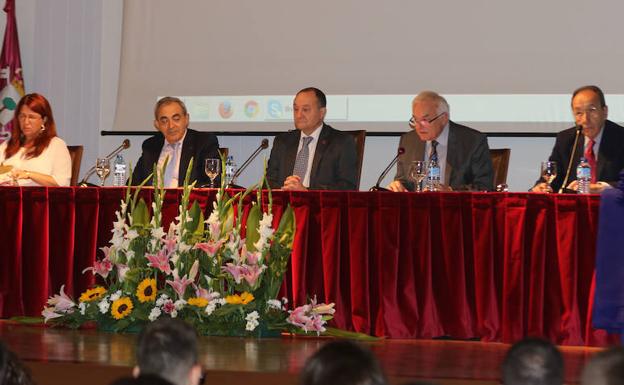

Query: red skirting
<box><xmin>0</xmin><ymin>187</ymin><xmax>614</xmax><ymax>345</ymax></box>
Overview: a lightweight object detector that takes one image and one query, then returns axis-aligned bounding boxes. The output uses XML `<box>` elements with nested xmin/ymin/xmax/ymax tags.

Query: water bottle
<box><xmin>113</xmin><ymin>154</ymin><xmax>127</xmax><ymax>187</ymax></box>
<box><xmin>426</xmin><ymin>154</ymin><xmax>440</xmax><ymax>192</ymax></box>
<box><xmin>225</xmin><ymin>155</ymin><xmax>236</xmax><ymax>185</ymax></box>
<box><xmin>576</xmin><ymin>156</ymin><xmax>591</xmax><ymax>194</ymax></box>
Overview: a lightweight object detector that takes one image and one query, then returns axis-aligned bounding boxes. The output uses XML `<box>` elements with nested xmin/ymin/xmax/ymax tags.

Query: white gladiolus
<box><xmin>148</xmin><ymin>307</ymin><xmax>162</xmax><ymax>321</ymax></box>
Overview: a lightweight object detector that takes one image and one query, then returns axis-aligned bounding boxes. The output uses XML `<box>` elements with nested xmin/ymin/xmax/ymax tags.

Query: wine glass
<box><xmin>540</xmin><ymin>161</ymin><xmax>557</xmax><ymax>193</ymax></box>
<box><xmin>409</xmin><ymin>160</ymin><xmax>427</xmax><ymax>192</ymax></box>
<box><xmin>95</xmin><ymin>157</ymin><xmax>110</xmax><ymax>187</ymax></box>
<box><xmin>204</xmin><ymin>158</ymin><xmax>220</xmax><ymax>188</ymax></box>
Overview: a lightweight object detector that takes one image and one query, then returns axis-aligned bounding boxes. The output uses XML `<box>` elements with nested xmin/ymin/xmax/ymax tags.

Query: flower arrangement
<box><xmin>42</xmin><ymin>159</ymin><xmax>336</xmax><ymax>336</ymax></box>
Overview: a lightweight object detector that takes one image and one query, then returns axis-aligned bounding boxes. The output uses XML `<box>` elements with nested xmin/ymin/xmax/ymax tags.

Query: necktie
<box><xmin>584</xmin><ymin>139</ymin><xmax>597</xmax><ymax>183</ymax></box>
<box><xmin>429</xmin><ymin>140</ymin><xmax>439</xmax><ymax>161</ymax></box>
<box><xmin>292</xmin><ymin>136</ymin><xmax>313</xmax><ymax>179</ymax></box>
<box><xmin>163</xmin><ymin>143</ymin><xmax>179</xmax><ymax>187</ymax></box>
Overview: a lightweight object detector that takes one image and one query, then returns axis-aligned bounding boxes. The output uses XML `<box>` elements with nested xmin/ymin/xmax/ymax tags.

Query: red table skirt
<box><xmin>0</xmin><ymin>187</ymin><xmax>614</xmax><ymax>345</ymax></box>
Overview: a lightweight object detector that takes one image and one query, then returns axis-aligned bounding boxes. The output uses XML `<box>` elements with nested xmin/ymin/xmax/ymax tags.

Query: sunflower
<box><xmin>240</xmin><ymin>292</ymin><xmax>254</xmax><ymax>304</ymax></box>
<box><xmin>111</xmin><ymin>297</ymin><xmax>133</xmax><ymax>320</ymax></box>
<box><xmin>187</xmin><ymin>297</ymin><xmax>209</xmax><ymax>308</ymax></box>
<box><xmin>136</xmin><ymin>278</ymin><xmax>157</xmax><ymax>303</ymax></box>
<box><xmin>79</xmin><ymin>287</ymin><xmax>107</xmax><ymax>303</ymax></box>
<box><xmin>225</xmin><ymin>292</ymin><xmax>254</xmax><ymax>305</ymax></box>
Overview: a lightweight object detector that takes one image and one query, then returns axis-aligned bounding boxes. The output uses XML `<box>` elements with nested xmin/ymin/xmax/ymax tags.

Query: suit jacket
<box><xmin>395</xmin><ymin>121</ymin><xmax>494</xmax><ymax>191</ymax></box>
<box><xmin>541</xmin><ymin>120</ymin><xmax>624</xmax><ymax>193</ymax></box>
<box><xmin>266</xmin><ymin>124</ymin><xmax>358</xmax><ymax>190</ymax></box>
<box><xmin>130</xmin><ymin>128</ymin><xmax>220</xmax><ymax>187</ymax></box>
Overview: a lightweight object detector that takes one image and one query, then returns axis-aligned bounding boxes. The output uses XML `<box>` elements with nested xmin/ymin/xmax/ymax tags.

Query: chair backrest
<box><xmin>67</xmin><ymin>145</ymin><xmax>84</xmax><ymax>186</ymax></box>
<box><xmin>345</xmin><ymin>130</ymin><xmax>366</xmax><ymax>190</ymax></box>
<box><xmin>490</xmin><ymin>148</ymin><xmax>511</xmax><ymax>187</ymax></box>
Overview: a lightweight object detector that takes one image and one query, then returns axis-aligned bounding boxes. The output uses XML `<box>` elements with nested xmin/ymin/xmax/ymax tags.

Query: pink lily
<box><xmin>43</xmin><ymin>285</ymin><xmax>76</xmax><ymax>318</ymax></box>
<box><xmin>222</xmin><ymin>263</ymin><xmax>244</xmax><ymax>284</ymax></box>
<box><xmin>240</xmin><ymin>264</ymin><xmax>266</xmax><ymax>287</ymax></box>
<box><xmin>241</xmin><ymin>245</ymin><xmax>261</xmax><ymax>265</ymax></box>
<box><xmin>166</xmin><ymin>272</ymin><xmax>194</xmax><ymax>299</ymax></box>
<box><xmin>42</xmin><ymin>307</ymin><xmax>63</xmax><ymax>323</ymax></box>
<box><xmin>146</xmin><ymin>250</ymin><xmax>172</xmax><ymax>274</ymax></box>
<box><xmin>82</xmin><ymin>258</ymin><xmax>113</xmax><ymax>279</ymax></box>
<box><xmin>162</xmin><ymin>299</ymin><xmax>176</xmax><ymax>314</ymax></box>
<box><xmin>193</xmin><ymin>239</ymin><xmax>224</xmax><ymax>258</ymax></box>
<box><xmin>116</xmin><ymin>263</ymin><xmax>130</xmax><ymax>282</ymax></box>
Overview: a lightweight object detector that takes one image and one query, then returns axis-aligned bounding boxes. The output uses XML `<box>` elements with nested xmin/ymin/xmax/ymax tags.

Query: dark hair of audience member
<box><xmin>299</xmin><ymin>340</ymin><xmax>387</xmax><ymax>385</ymax></box>
<box><xmin>0</xmin><ymin>342</ymin><xmax>36</xmax><ymax>385</ymax></box>
<box><xmin>502</xmin><ymin>338</ymin><xmax>563</xmax><ymax>385</ymax></box>
<box><xmin>135</xmin><ymin>318</ymin><xmax>199</xmax><ymax>385</ymax></box>
<box><xmin>581</xmin><ymin>347</ymin><xmax>624</xmax><ymax>385</ymax></box>
<box><xmin>110</xmin><ymin>374</ymin><xmax>175</xmax><ymax>385</ymax></box>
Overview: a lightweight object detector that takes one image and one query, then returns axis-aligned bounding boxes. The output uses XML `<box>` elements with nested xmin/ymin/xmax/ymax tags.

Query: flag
<box><xmin>0</xmin><ymin>0</ymin><xmax>24</xmax><ymax>143</ymax></box>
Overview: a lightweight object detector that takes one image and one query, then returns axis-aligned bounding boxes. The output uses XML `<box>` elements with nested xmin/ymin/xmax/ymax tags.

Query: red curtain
<box><xmin>0</xmin><ymin>187</ymin><xmax>614</xmax><ymax>346</ymax></box>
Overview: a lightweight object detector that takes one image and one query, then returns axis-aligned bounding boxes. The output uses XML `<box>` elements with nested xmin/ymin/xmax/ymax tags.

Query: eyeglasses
<box><xmin>17</xmin><ymin>113</ymin><xmax>43</xmax><ymax>121</ymax></box>
<box><xmin>409</xmin><ymin>112</ymin><xmax>445</xmax><ymax>128</ymax></box>
<box><xmin>573</xmin><ymin>106</ymin><xmax>603</xmax><ymax>117</ymax></box>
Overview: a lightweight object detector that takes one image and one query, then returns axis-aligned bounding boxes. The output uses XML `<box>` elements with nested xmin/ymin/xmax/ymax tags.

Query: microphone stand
<box><xmin>558</xmin><ymin>126</ymin><xmax>582</xmax><ymax>193</ymax></box>
<box><xmin>370</xmin><ymin>148</ymin><xmax>405</xmax><ymax>191</ymax></box>
<box><xmin>79</xmin><ymin>139</ymin><xmax>131</xmax><ymax>187</ymax></box>
<box><xmin>226</xmin><ymin>139</ymin><xmax>269</xmax><ymax>189</ymax></box>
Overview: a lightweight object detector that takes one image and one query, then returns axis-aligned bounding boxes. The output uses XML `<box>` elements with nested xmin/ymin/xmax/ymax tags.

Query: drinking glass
<box><xmin>204</xmin><ymin>158</ymin><xmax>220</xmax><ymax>188</ymax></box>
<box><xmin>540</xmin><ymin>161</ymin><xmax>557</xmax><ymax>193</ymax></box>
<box><xmin>95</xmin><ymin>157</ymin><xmax>110</xmax><ymax>187</ymax></box>
<box><xmin>409</xmin><ymin>160</ymin><xmax>427</xmax><ymax>192</ymax></box>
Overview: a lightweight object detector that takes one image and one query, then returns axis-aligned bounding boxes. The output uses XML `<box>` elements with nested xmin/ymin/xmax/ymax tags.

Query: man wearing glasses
<box><xmin>388</xmin><ymin>91</ymin><xmax>494</xmax><ymax>192</ymax></box>
<box><xmin>532</xmin><ymin>85</ymin><xmax>624</xmax><ymax>193</ymax></box>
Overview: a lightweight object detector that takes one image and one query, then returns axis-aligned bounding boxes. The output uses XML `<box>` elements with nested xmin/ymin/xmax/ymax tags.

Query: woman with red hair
<box><xmin>0</xmin><ymin>93</ymin><xmax>71</xmax><ymax>186</ymax></box>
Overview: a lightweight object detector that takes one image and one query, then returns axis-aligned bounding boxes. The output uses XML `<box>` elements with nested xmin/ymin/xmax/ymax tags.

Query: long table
<box><xmin>0</xmin><ymin>187</ymin><xmax>613</xmax><ymax>346</ymax></box>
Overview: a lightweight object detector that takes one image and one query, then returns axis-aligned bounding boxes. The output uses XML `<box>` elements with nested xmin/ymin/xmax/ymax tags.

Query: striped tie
<box><xmin>163</xmin><ymin>143</ymin><xmax>178</xmax><ymax>187</ymax></box>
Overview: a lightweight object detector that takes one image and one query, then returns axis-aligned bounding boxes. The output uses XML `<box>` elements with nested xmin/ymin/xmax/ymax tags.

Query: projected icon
<box><xmin>267</xmin><ymin>100</ymin><xmax>283</xmax><ymax>119</ymax></box>
<box><xmin>244</xmin><ymin>100</ymin><xmax>260</xmax><ymax>118</ymax></box>
<box><xmin>218</xmin><ymin>101</ymin><xmax>234</xmax><ymax>119</ymax></box>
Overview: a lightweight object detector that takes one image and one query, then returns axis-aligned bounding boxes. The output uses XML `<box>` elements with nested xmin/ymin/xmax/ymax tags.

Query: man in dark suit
<box><xmin>131</xmin><ymin>97</ymin><xmax>220</xmax><ymax>187</ymax></box>
<box><xmin>266</xmin><ymin>87</ymin><xmax>358</xmax><ymax>190</ymax></box>
<box><xmin>389</xmin><ymin>91</ymin><xmax>494</xmax><ymax>192</ymax></box>
<box><xmin>532</xmin><ymin>85</ymin><xmax>624</xmax><ymax>193</ymax></box>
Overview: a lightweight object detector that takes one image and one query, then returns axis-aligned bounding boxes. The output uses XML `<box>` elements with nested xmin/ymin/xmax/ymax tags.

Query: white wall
<box><xmin>13</xmin><ymin>0</ymin><xmax>553</xmax><ymax>191</ymax></box>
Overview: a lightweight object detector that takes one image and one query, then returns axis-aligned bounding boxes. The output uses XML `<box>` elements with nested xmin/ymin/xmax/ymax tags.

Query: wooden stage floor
<box><xmin>0</xmin><ymin>321</ymin><xmax>604</xmax><ymax>385</ymax></box>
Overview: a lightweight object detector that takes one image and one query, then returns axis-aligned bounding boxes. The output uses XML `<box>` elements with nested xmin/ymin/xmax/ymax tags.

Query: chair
<box><xmin>67</xmin><ymin>145</ymin><xmax>84</xmax><ymax>186</ymax></box>
<box><xmin>489</xmin><ymin>148</ymin><xmax>510</xmax><ymax>187</ymax></box>
<box><xmin>345</xmin><ymin>130</ymin><xmax>366</xmax><ymax>190</ymax></box>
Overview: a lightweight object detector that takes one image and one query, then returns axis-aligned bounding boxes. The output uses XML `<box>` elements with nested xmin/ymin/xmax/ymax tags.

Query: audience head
<box><xmin>571</xmin><ymin>85</ymin><xmax>608</xmax><ymax>140</ymax></box>
<box><xmin>110</xmin><ymin>374</ymin><xmax>176</xmax><ymax>385</ymax></box>
<box><xmin>153</xmin><ymin>97</ymin><xmax>189</xmax><ymax>144</ymax></box>
<box><xmin>299</xmin><ymin>340</ymin><xmax>387</xmax><ymax>385</ymax></box>
<box><xmin>502</xmin><ymin>338</ymin><xmax>563</xmax><ymax>385</ymax></box>
<box><xmin>134</xmin><ymin>318</ymin><xmax>202</xmax><ymax>385</ymax></box>
<box><xmin>6</xmin><ymin>92</ymin><xmax>57</xmax><ymax>159</ymax></box>
<box><xmin>293</xmin><ymin>87</ymin><xmax>327</xmax><ymax>136</ymax></box>
<box><xmin>581</xmin><ymin>347</ymin><xmax>624</xmax><ymax>385</ymax></box>
<box><xmin>0</xmin><ymin>341</ymin><xmax>35</xmax><ymax>385</ymax></box>
<box><xmin>410</xmin><ymin>91</ymin><xmax>450</xmax><ymax>142</ymax></box>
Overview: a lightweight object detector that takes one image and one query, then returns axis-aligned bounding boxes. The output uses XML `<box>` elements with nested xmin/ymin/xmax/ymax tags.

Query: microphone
<box><xmin>370</xmin><ymin>147</ymin><xmax>405</xmax><ymax>191</ymax></box>
<box><xmin>226</xmin><ymin>138</ymin><xmax>269</xmax><ymax>189</ymax></box>
<box><xmin>79</xmin><ymin>139</ymin><xmax>131</xmax><ymax>186</ymax></box>
<box><xmin>558</xmin><ymin>125</ymin><xmax>582</xmax><ymax>193</ymax></box>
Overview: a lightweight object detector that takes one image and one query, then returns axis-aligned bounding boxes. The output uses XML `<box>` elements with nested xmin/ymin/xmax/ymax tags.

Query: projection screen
<box><xmin>112</xmin><ymin>0</ymin><xmax>624</xmax><ymax>134</ymax></box>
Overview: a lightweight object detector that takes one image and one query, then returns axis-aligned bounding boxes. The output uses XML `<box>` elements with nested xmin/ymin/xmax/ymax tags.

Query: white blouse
<box><xmin>0</xmin><ymin>136</ymin><xmax>72</xmax><ymax>186</ymax></box>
